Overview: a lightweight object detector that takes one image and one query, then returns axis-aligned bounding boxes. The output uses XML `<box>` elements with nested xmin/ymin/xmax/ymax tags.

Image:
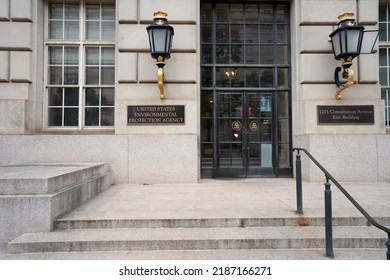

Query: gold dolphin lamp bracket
<box><xmin>335</xmin><ymin>66</ymin><xmax>354</xmax><ymax>100</ymax></box>
<box><xmin>334</xmin><ymin>55</ymin><xmax>355</xmax><ymax>100</ymax></box>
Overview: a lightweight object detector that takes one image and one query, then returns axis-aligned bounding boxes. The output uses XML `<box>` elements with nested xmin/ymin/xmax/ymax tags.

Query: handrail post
<box><xmin>387</xmin><ymin>233</ymin><xmax>390</xmax><ymax>260</ymax></box>
<box><xmin>295</xmin><ymin>150</ymin><xmax>303</xmax><ymax>214</ymax></box>
<box><xmin>324</xmin><ymin>177</ymin><xmax>334</xmax><ymax>258</ymax></box>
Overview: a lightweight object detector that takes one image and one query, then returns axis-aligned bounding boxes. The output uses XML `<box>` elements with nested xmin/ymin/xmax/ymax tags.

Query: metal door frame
<box><xmin>200</xmin><ymin>1</ymin><xmax>293</xmax><ymax>178</ymax></box>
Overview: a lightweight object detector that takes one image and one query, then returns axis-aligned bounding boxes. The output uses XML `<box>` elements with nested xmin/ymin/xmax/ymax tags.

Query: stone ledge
<box><xmin>0</xmin><ymin>163</ymin><xmax>113</xmax><ymax>243</ymax></box>
<box><xmin>0</xmin><ymin>163</ymin><xmax>110</xmax><ymax>195</ymax></box>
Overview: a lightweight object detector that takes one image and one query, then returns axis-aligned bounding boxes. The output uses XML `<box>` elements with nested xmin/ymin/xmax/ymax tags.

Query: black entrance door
<box><xmin>216</xmin><ymin>92</ymin><xmax>274</xmax><ymax>177</ymax></box>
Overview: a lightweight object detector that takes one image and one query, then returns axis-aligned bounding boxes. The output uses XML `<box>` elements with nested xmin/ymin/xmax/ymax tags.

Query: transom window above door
<box><xmin>201</xmin><ymin>2</ymin><xmax>290</xmax><ymax>89</ymax></box>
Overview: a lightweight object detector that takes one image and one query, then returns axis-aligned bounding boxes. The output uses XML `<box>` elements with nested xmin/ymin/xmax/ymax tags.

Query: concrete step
<box><xmin>54</xmin><ymin>216</ymin><xmax>390</xmax><ymax>230</ymax></box>
<box><xmin>3</xmin><ymin>248</ymin><xmax>387</xmax><ymax>260</ymax></box>
<box><xmin>7</xmin><ymin>225</ymin><xmax>388</xmax><ymax>254</ymax></box>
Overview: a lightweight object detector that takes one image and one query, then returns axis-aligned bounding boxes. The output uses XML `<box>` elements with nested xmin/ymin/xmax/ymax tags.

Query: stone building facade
<box><xmin>0</xmin><ymin>0</ymin><xmax>389</xmax><ymax>184</ymax></box>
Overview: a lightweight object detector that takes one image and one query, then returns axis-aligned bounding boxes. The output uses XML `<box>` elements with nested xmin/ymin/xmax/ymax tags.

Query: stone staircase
<box><xmin>6</xmin><ymin>216</ymin><xmax>389</xmax><ymax>257</ymax></box>
<box><xmin>3</xmin><ymin>179</ymin><xmax>390</xmax><ymax>259</ymax></box>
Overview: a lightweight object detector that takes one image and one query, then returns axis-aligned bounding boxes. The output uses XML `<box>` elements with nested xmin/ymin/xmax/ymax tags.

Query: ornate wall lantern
<box><xmin>329</xmin><ymin>13</ymin><xmax>378</xmax><ymax>100</ymax></box>
<box><xmin>146</xmin><ymin>11</ymin><xmax>174</xmax><ymax>99</ymax></box>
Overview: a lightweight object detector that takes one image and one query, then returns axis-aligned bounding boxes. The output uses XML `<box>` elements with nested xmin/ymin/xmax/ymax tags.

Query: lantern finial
<box><xmin>337</xmin><ymin>12</ymin><xmax>355</xmax><ymax>27</ymax></box>
<box><xmin>153</xmin><ymin>11</ymin><xmax>168</xmax><ymax>19</ymax></box>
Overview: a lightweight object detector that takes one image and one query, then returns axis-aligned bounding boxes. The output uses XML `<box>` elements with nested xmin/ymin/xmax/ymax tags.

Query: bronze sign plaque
<box><xmin>317</xmin><ymin>105</ymin><xmax>374</xmax><ymax>125</ymax></box>
<box><xmin>127</xmin><ymin>105</ymin><xmax>185</xmax><ymax>125</ymax></box>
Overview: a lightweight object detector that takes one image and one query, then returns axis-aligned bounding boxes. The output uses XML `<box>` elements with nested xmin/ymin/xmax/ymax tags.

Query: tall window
<box><xmin>379</xmin><ymin>3</ymin><xmax>390</xmax><ymax>126</ymax></box>
<box><xmin>46</xmin><ymin>1</ymin><xmax>115</xmax><ymax>129</ymax></box>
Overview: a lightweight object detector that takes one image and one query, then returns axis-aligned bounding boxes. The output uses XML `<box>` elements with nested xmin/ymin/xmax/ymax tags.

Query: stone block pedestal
<box><xmin>0</xmin><ymin>163</ymin><xmax>113</xmax><ymax>242</ymax></box>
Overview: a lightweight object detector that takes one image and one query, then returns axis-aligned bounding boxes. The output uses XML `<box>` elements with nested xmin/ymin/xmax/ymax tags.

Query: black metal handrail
<box><xmin>293</xmin><ymin>147</ymin><xmax>390</xmax><ymax>260</ymax></box>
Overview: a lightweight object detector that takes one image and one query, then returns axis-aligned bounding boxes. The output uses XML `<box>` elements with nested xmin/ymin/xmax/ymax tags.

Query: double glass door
<box><xmin>217</xmin><ymin>92</ymin><xmax>273</xmax><ymax>177</ymax></box>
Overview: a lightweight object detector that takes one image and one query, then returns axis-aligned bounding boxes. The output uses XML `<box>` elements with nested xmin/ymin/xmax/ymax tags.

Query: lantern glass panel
<box><xmin>339</xmin><ymin>29</ymin><xmax>347</xmax><ymax>54</ymax></box>
<box><xmin>361</xmin><ymin>30</ymin><xmax>379</xmax><ymax>54</ymax></box>
<box><xmin>153</xmin><ymin>28</ymin><xmax>168</xmax><ymax>53</ymax></box>
<box><xmin>165</xmin><ymin>29</ymin><xmax>173</xmax><ymax>53</ymax></box>
<box><xmin>147</xmin><ymin>29</ymin><xmax>154</xmax><ymax>52</ymax></box>
<box><xmin>346</xmin><ymin>28</ymin><xmax>362</xmax><ymax>53</ymax></box>
<box><xmin>331</xmin><ymin>31</ymin><xmax>342</xmax><ymax>57</ymax></box>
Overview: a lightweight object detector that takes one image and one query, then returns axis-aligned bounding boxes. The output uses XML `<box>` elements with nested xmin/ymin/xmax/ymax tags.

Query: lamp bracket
<box><xmin>334</xmin><ymin>66</ymin><xmax>342</xmax><ymax>88</ymax></box>
<box><xmin>334</xmin><ymin>67</ymin><xmax>354</xmax><ymax>100</ymax></box>
<box><xmin>158</xmin><ymin>67</ymin><xmax>165</xmax><ymax>99</ymax></box>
